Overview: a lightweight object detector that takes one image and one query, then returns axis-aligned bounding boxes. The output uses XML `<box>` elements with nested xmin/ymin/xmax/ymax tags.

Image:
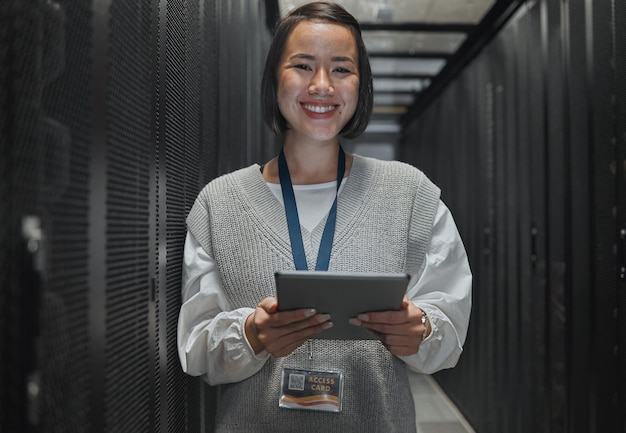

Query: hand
<box><xmin>245</xmin><ymin>297</ymin><xmax>333</xmax><ymax>357</ymax></box>
<box><xmin>349</xmin><ymin>296</ymin><xmax>428</xmax><ymax>356</ymax></box>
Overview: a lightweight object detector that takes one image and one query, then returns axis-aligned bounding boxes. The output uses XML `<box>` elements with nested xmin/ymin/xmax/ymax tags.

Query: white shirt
<box><xmin>265</xmin><ymin>179</ymin><xmax>346</xmax><ymax>232</ymax></box>
<box><xmin>178</xmin><ymin>180</ymin><xmax>472</xmax><ymax>385</ymax></box>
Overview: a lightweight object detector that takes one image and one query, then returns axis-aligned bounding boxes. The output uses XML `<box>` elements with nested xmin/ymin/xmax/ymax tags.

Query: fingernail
<box><xmin>322</xmin><ymin>322</ymin><xmax>333</xmax><ymax>329</ymax></box>
<box><xmin>348</xmin><ymin>318</ymin><xmax>361</xmax><ymax>326</ymax></box>
<box><xmin>317</xmin><ymin>314</ymin><xmax>331</xmax><ymax>323</ymax></box>
<box><xmin>305</xmin><ymin>309</ymin><xmax>316</xmax><ymax>317</ymax></box>
<box><xmin>357</xmin><ymin>314</ymin><xmax>369</xmax><ymax>321</ymax></box>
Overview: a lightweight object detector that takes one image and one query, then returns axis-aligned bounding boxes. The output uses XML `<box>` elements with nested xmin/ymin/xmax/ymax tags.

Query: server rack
<box><xmin>400</xmin><ymin>1</ymin><xmax>625</xmax><ymax>432</ymax></box>
<box><xmin>0</xmin><ymin>1</ymin><xmax>273</xmax><ymax>432</ymax></box>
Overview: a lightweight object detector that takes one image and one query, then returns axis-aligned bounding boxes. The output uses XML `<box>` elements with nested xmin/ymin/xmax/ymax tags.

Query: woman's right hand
<box><xmin>244</xmin><ymin>297</ymin><xmax>333</xmax><ymax>357</ymax></box>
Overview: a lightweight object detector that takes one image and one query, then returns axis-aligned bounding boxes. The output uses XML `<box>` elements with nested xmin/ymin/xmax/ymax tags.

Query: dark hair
<box><xmin>261</xmin><ymin>2</ymin><xmax>373</xmax><ymax>139</ymax></box>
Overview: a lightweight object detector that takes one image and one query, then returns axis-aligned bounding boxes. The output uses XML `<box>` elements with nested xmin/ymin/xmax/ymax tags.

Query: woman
<box><xmin>178</xmin><ymin>2</ymin><xmax>471</xmax><ymax>432</ymax></box>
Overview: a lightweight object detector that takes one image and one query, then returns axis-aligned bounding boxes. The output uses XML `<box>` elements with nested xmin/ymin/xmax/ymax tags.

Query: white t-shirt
<box><xmin>265</xmin><ymin>178</ymin><xmax>346</xmax><ymax>232</ymax></box>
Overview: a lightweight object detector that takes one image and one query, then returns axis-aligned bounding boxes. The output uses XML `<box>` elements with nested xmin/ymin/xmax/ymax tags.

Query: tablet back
<box><xmin>275</xmin><ymin>271</ymin><xmax>409</xmax><ymax>340</ymax></box>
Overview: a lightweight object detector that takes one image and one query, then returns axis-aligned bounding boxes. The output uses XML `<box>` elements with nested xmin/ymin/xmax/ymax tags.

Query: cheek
<box><xmin>276</xmin><ymin>80</ymin><xmax>292</xmax><ymax>111</ymax></box>
<box><xmin>346</xmin><ymin>80</ymin><xmax>360</xmax><ymax>107</ymax></box>
<box><xmin>277</xmin><ymin>74</ymin><xmax>301</xmax><ymax>102</ymax></box>
<box><xmin>349</xmin><ymin>79</ymin><xmax>359</xmax><ymax>98</ymax></box>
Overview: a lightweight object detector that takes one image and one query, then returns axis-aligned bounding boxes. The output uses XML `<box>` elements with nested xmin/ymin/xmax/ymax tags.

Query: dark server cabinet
<box><xmin>0</xmin><ymin>0</ymin><xmax>272</xmax><ymax>432</ymax></box>
<box><xmin>400</xmin><ymin>0</ymin><xmax>625</xmax><ymax>432</ymax></box>
<box><xmin>617</xmin><ymin>0</ymin><xmax>626</xmax><ymax>430</ymax></box>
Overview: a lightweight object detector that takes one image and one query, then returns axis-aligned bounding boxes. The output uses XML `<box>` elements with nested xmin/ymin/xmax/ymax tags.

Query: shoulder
<box><xmin>195</xmin><ymin>164</ymin><xmax>261</xmax><ymax>203</ymax></box>
<box><xmin>186</xmin><ymin>164</ymin><xmax>261</xmax><ymax>249</ymax></box>
<box><xmin>353</xmin><ymin>154</ymin><xmax>437</xmax><ymax>190</ymax></box>
<box><xmin>355</xmin><ymin>154</ymin><xmax>421</xmax><ymax>174</ymax></box>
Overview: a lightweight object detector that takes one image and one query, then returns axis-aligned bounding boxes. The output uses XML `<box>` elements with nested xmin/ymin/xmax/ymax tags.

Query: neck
<box><xmin>263</xmin><ymin>137</ymin><xmax>353</xmax><ymax>185</ymax></box>
<box><xmin>284</xmin><ymin>140</ymin><xmax>340</xmax><ymax>182</ymax></box>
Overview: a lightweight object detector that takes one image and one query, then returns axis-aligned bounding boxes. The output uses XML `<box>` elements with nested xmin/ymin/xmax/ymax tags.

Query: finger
<box><xmin>356</xmin><ymin>321</ymin><xmax>416</xmax><ymax>336</ymax></box>
<box><xmin>277</xmin><ymin>322</ymin><xmax>332</xmax><ymax>351</ymax></box>
<box><xmin>356</xmin><ymin>308</ymin><xmax>412</xmax><ymax>325</ymax></box>
<box><xmin>256</xmin><ymin>297</ymin><xmax>319</xmax><ymax>327</ymax></box>
<box><xmin>279</xmin><ymin>314</ymin><xmax>332</xmax><ymax>335</ymax></box>
<box><xmin>271</xmin><ymin>335</ymin><xmax>313</xmax><ymax>357</ymax></box>
<box><xmin>264</xmin><ymin>321</ymin><xmax>334</xmax><ymax>357</ymax></box>
<box><xmin>259</xmin><ymin>310</ymin><xmax>327</xmax><ymax>338</ymax></box>
<box><xmin>249</xmin><ymin>307</ymin><xmax>331</xmax><ymax>355</ymax></box>
<box><xmin>358</xmin><ymin>298</ymin><xmax>422</xmax><ymax>325</ymax></box>
<box><xmin>270</xmin><ymin>308</ymin><xmax>319</xmax><ymax>327</ymax></box>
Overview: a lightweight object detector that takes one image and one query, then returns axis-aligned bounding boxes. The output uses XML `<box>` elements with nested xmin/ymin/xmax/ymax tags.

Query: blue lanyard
<box><xmin>278</xmin><ymin>146</ymin><xmax>345</xmax><ymax>271</ymax></box>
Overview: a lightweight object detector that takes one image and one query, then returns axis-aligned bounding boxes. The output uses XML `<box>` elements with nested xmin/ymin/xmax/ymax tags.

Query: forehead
<box><xmin>283</xmin><ymin>20</ymin><xmax>358</xmax><ymax>59</ymax></box>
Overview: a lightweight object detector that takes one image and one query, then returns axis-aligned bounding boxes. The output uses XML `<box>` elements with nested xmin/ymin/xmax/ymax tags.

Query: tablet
<box><xmin>275</xmin><ymin>270</ymin><xmax>410</xmax><ymax>340</ymax></box>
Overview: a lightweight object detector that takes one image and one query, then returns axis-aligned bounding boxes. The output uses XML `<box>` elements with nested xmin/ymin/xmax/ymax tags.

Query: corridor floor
<box><xmin>409</xmin><ymin>372</ymin><xmax>475</xmax><ymax>433</ymax></box>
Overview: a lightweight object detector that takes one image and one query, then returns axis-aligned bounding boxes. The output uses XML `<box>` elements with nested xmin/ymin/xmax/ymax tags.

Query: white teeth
<box><xmin>303</xmin><ymin>104</ymin><xmax>335</xmax><ymax>114</ymax></box>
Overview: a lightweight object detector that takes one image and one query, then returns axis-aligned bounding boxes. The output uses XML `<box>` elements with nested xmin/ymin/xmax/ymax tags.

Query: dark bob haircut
<box><xmin>261</xmin><ymin>2</ymin><xmax>373</xmax><ymax>139</ymax></box>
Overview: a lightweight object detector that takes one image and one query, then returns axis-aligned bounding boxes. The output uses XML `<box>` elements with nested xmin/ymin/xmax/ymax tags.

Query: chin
<box><xmin>304</xmin><ymin>127</ymin><xmax>345</xmax><ymax>142</ymax></box>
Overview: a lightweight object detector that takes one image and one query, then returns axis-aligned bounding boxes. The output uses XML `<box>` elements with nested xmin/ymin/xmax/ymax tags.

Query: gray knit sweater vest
<box><xmin>186</xmin><ymin>155</ymin><xmax>441</xmax><ymax>433</ymax></box>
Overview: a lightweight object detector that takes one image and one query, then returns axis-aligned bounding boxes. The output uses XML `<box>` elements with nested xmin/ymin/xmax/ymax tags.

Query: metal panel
<box><xmin>491</xmin><ymin>36</ymin><xmax>509</xmax><ymax>433</ymax></box>
<box><xmin>615</xmin><ymin>0</ymin><xmax>626</xmax><ymax>430</ymax></box>
<box><xmin>542</xmin><ymin>1</ymin><xmax>569</xmax><ymax>430</ymax></box>
<box><xmin>524</xmin><ymin>3</ymin><xmax>550</xmax><ymax>431</ymax></box>
<box><xmin>500</xmin><ymin>19</ymin><xmax>522</xmax><ymax>433</ymax></box>
<box><xmin>199</xmin><ymin>0</ymin><xmax>220</xmax><ymax>185</ymax></box>
<box><xmin>29</xmin><ymin>1</ymin><xmax>94</xmax><ymax>431</ymax></box>
<box><xmin>102</xmin><ymin>1</ymin><xmax>154</xmax><ymax>432</ymax></box>
<box><xmin>0</xmin><ymin>4</ymin><xmax>54</xmax><ymax>431</ymax></box>
<box><xmin>217</xmin><ymin>0</ymin><xmax>245</xmax><ymax>173</ymax></box>
<box><xmin>564</xmin><ymin>0</ymin><xmax>593</xmax><ymax>431</ymax></box>
<box><xmin>511</xmin><ymin>8</ymin><xmax>535</xmax><ymax>433</ymax></box>
<box><xmin>588</xmin><ymin>0</ymin><xmax>623</xmax><ymax>431</ymax></box>
<box><xmin>0</xmin><ymin>1</ymin><xmax>96</xmax><ymax>431</ymax></box>
<box><xmin>161</xmin><ymin>0</ymin><xmax>204</xmax><ymax>431</ymax></box>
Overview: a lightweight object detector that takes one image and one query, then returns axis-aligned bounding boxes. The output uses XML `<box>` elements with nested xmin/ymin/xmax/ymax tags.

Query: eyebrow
<box><xmin>289</xmin><ymin>53</ymin><xmax>356</xmax><ymax>64</ymax></box>
<box><xmin>332</xmin><ymin>56</ymin><xmax>356</xmax><ymax>64</ymax></box>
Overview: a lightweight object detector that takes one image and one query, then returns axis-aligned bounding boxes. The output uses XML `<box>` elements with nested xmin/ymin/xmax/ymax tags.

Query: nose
<box><xmin>308</xmin><ymin>69</ymin><xmax>334</xmax><ymax>96</ymax></box>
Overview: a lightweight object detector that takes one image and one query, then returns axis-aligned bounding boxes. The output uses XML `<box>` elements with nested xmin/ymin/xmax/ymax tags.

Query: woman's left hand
<box><xmin>349</xmin><ymin>296</ymin><xmax>428</xmax><ymax>356</ymax></box>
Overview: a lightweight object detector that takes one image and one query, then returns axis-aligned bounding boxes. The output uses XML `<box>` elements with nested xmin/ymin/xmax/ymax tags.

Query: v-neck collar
<box><xmin>234</xmin><ymin>155</ymin><xmax>377</xmax><ymax>267</ymax></box>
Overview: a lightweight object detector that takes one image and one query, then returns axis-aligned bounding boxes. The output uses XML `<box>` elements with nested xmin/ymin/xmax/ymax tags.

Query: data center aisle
<box><xmin>409</xmin><ymin>372</ymin><xmax>475</xmax><ymax>433</ymax></box>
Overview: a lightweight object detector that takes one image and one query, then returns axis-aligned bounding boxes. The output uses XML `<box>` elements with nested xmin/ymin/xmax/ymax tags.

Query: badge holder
<box><xmin>279</xmin><ymin>368</ymin><xmax>344</xmax><ymax>413</ymax></box>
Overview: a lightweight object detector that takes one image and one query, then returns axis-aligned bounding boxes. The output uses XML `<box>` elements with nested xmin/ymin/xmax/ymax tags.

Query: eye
<box><xmin>294</xmin><ymin>64</ymin><xmax>312</xmax><ymax>71</ymax></box>
<box><xmin>334</xmin><ymin>67</ymin><xmax>352</xmax><ymax>74</ymax></box>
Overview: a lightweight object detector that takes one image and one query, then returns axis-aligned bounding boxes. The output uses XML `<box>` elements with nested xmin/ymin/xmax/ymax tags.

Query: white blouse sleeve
<box><xmin>399</xmin><ymin>200</ymin><xmax>472</xmax><ymax>374</ymax></box>
<box><xmin>177</xmin><ymin>232</ymin><xmax>270</xmax><ymax>386</ymax></box>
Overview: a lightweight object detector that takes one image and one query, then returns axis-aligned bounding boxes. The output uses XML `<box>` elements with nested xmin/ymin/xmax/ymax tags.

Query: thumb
<box><xmin>258</xmin><ymin>296</ymin><xmax>278</xmax><ymax>314</ymax></box>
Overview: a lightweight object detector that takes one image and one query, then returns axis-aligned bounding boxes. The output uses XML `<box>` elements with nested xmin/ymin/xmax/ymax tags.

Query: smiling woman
<box><xmin>177</xmin><ymin>2</ymin><xmax>472</xmax><ymax>432</ymax></box>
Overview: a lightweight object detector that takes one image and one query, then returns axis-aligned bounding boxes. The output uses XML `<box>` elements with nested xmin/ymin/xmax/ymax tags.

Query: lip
<box><xmin>300</xmin><ymin>102</ymin><xmax>338</xmax><ymax>119</ymax></box>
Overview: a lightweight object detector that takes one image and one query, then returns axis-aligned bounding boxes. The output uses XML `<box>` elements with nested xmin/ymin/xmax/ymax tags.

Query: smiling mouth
<box><xmin>301</xmin><ymin>104</ymin><xmax>336</xmax><ymax>114</ymax></box>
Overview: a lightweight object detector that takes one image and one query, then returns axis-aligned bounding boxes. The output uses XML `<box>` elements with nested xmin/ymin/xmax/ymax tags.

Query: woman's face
<box><xmin>277</xmin><ymin>20</ymin><xmax>360</xmax><ymax>143</ymax></box>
